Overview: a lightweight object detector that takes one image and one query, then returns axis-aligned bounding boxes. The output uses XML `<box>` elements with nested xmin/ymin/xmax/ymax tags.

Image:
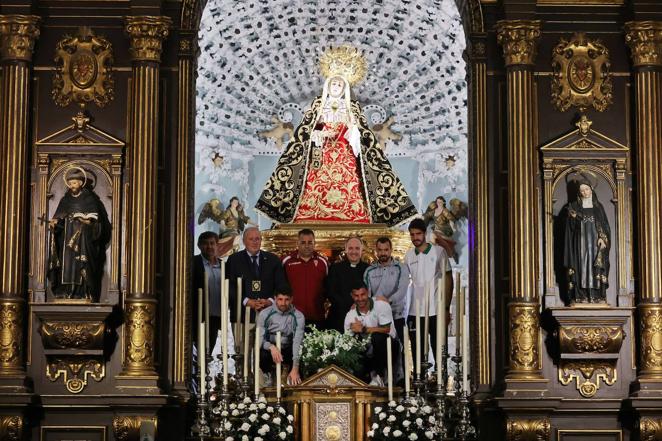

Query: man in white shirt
<box><xmin>344</xmin><ymin>284</ymin><xmax>397</xmax><ymax>386</ymax></box>
<box><xmin>404</xmin><ymin>218</ymin><xmax>454</xmax><ymax>365</ymax></box>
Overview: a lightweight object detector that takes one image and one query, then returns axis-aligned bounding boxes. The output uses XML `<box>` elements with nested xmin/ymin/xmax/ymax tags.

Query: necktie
<box><xmin>251</xmin><ymin>255</ymin><xmax>259</xmax><ymax>277</ymax></box>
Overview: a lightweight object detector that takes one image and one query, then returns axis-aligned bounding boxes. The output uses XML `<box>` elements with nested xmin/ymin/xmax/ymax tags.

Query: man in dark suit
<box><xmin>226</xmin><ymin>227</ymin><xmax>288</xmax><ymax>323</ymax></box>
<box><xmin>192</xmin><ymin>231</ymin><xmax>222</xmax><ymax>348</ymax></box>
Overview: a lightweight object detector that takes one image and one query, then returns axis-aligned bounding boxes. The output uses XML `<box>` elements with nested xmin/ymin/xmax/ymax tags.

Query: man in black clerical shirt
<box><xmin>325</xmin><ymin>237</ymin><xmax>369</xmax><ymax>332</ymax></box>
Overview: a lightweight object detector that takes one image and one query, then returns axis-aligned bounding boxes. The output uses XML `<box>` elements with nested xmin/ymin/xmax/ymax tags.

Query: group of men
<box><xmin>193</xmin><ymin>218</ymin><xmax>453</xmax><ymax>388</ymax></box>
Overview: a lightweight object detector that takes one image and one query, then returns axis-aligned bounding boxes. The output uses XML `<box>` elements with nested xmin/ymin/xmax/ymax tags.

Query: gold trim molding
<box><xmin>46</xmin><ymin>356</ymin><xmax>105</xmax><ymax>393</ymax></box>
<box><xmin>508</xmin><ymin>303</ymin><xmax>541</xmax><ymax>373</ymax></box>
<box><xmin>640</xmin><ymin>304</ymin><xmax>662</xmax><ymax>375</ymax></box>
<box><xmin>507</xmin><ymin>418</ymin><xmax>551</xmax><ymax>441</ymax></box>
<box><xmin>496</xmin><ymin>20</ymin><xmax>542</xmax><ymax>67</ymax></box>
<box><xmin>0</xmin><ymin>416</ymin><xmax>23</xmax><ymax>441</ymax></box>
<box><xmin>124</xmin><ymin>16</ymin><xmax>172</xmax><ymax>63</ymax></box>
<box><xmin>0</xmin><ymin>15</ymin><xmax>40</xmax><ymax>62</ymax></box>
<box><xmin>625</xmin><ymin>21</ymin><xmax>662</xmax><ymax>68</ymax></box>
<box><xmin>551</xmin><ymin>33</ymin><xmax>613</xmax><ymax>112</ymax></box>
<box><xmin>639</xmin><ymin>417</ymin><xmax>662</xmax><ymax>441</ymax></box>
<box><xmin>52</xmin><ymin>27</ymin><xmax>115</xmax><ymax>108</ymax></box>
<box><xmin>558</xmin><ymin>360</ymin><xmax>617</xmax><ymax>398</ymax></box>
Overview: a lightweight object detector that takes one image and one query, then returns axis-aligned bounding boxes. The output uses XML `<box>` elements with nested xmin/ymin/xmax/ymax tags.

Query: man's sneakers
<box><xmin>369</xmin><ymin>371</ymin><xmax>384</xmax><ymax>387</ymax></box>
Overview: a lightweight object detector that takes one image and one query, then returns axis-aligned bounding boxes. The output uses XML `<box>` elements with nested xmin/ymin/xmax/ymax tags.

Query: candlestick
<box><xmin>386</xmin><ymin>336</ymin><xmax>393</xmax><ymax>401</ymax></box>
<box><xmin>199</xmin><ymin>322</ymin><xmax>206</xmax><ymax>397</ymax></box>
<box><xmin>403</xmin><ymin>326</ymin><xmax>411</xmax><ymax>395</ymax></box>
<box><xmin>197</xmin><ymin>288</ymin><xmax>203</xmax><ymax>329</ymax></box>
<box><xmin>235</xmin><ymin>276</ymin><xmax>243</xmax><ymax>352</ymax></box>
<box><xmin>276</xmin><ymin>331</ymin><xmax>282</xmax><ymax>400</ymax></box>
<box><xmin>463</xmin><ymin>312</ymin><xmax>469</xmax><ymax>393</ymax></box>
<box><xmin>243</xmin><ymin>305</ymin><xmax>251</xmax><ymax>381</ymax></box>
<box><xmin>436</xmin><ymin>277</ymin><xmax>444</xmax><ymax>386</ymax></box>
<box><xmin>204</xmin><ymin>270</ymin><xmax>210</xmax><ymax>350</ymax></box>
<box><xmin>222</xmin><ymin>279</ymin><xmax>229</xmax><ymax>387</ymax></box>
<box><xmin>415</xmin><ymin>299</ymin><xmax>421</xmax><ymax>376</ymax></box>
<box><xmin>254</xmin><ymin>326</ymin><xmax>261</xmax><ymax>398</ymax></box>
<box><xmin>423</xmin><ymin>282</ymin><xmax>430</xmax><ymax>362</ymax></box>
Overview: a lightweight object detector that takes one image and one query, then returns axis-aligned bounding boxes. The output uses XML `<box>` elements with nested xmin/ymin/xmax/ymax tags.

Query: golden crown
<box><xmin>319</xmin><ymin>45</ymin><xmax>368</xmax><ymax>86</ymax></box>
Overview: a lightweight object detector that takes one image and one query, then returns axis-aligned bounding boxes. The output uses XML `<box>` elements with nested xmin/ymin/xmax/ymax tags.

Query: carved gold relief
<box><xmin>559</xmin><ymin>326</ymin><xmax>623</xmax><ymax>354</ymax></box>
<box><xmin>112</xmin><ymin>416</ymin><xmax>156</xmax><ymax>441</ymax></box>
<box><xmin>52</xmin><ymin>27</ymin><xmax>114</xmax><ymax>108</ymax></box>
<box><xmin>0</xmin><ymin>15</ymin><xmax>40</xmax><ymax>62</ymax></box>
<box><xmin>625</xmin><ymin>21</ymin><xmax>662</xmax><ymax>68</ymax></box>
<box><xmin>506</xmin><ymin>418</ymin><xmax>551</xmax><ymax>441</ymax></box>
<box><xmin>509</xmin><ymin>304</ymin><xmax>540</xmax><ymax>372</ymax></box>
<box><xmin>496</xmin><ymin>20</ymin><xmax>542</xmax><ymax>66</ymax></box>
<box><xmin>0</xmin><ymin>416</ymin><xmax>23</xmax><ymax>441</ymax></box>
<box><xmin>40</xmin><ymin>320</ymin><xmax>105</xmax><ymax>349</ymax></box>
<box><xmin>124</xmin><ymin>16</ymin><xmax>172</xmax><ymax>62</ymax></box>
<box><xmin>124</xmin><ymin>302</ymin><xmax>155</xmax><ymax>372</ymax></box>
<box><xmin>314</xmin><ymin>402</ymin><xmax>351</xmax><ymax>441</ymax></box>
<box><xmin>558</xmin><ymin>360</ymin><xmax>616</xmax><ymax>398</ymax></box>
<box><xmin>639</xmin><ymin>417</ymin><xmax>662</xmax><ymax>441</ymax></box>
<box><xmin>0</xmin><ymin>301</ymin><xmax>22</xmax><ymax>370</ymax></box>
<box><xmin>551</xmin><ymin>33</ymin><xmax>612</xmax><ymax>112</ymax></box>
<box><xmin>46</xmin><ymin>356</ymin><xmax>104</xmax><ymax>393</ymax></box>
<box><xmin>640</xmin><ymin>304</ymin><xmax>662</xmax><ymax>374</ymax></box>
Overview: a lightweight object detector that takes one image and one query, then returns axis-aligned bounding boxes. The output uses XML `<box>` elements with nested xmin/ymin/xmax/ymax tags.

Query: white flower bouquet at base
<box><xmin>299</xmin><ymin>326</ymin><xmax>369</xmax><ymax>377</ymax></box>
<box><xmin>367</xmin><ymin>400</ymin><xmax>437</xmax><ymax>441</ymax></box>
<box><xmin>219</xmin><ymin>396</ymin><xmax>294</xmax><ymax>441</ymax></box>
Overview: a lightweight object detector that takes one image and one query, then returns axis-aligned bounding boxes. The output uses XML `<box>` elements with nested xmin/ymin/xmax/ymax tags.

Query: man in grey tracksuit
<box><xmin>257</xmin><ymin>286</ymin><xmax>305</xmax><ymax>385</ymax></box>
<box><xmin>363</xmin><ymin>237</ymin><xmax>410</xmax><ymax>346</ymax></box>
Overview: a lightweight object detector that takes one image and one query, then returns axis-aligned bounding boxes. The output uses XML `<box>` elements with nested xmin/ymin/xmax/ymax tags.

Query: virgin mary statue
<box><xmin>255</xmin><ymin>46</ymin><xmax>417</xmax><ymax>227</ymax></box>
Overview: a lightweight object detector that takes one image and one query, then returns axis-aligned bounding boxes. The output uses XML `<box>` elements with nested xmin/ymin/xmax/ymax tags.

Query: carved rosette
<box><xmin>509</xmin><ymin>304</ymin><xmax>540</xmax><ymax>373</ymax></box>
<box><xmin>124</xmin><ymin>16</ymin><xmax>172</xmax><ymax>63</ymax></box>
<box><xmin>551</xmin><ymin>33</ymin><xmax>613</xmax><ymax>112</ymax></box>
<box><xmin>559</xmin><ymin>326</ymin><xmax>623</xmax><ymax>354</ymax></box>
<box><xmin>124</xmin><ymin>302</ymin><xmax>155</xmax><ymax>372</ymax></box>
<box><xmin>52</xmin><ymin>27</ymin><xmax>115</xmax><ymax>108</ymax></box>
<box><xmin>506</xmin><ymin>418</ymin><xmax>551</xmax><ymax>441</ymax></box>
<box><xmin>0</xmin><ymin>15</ymin><xmax>40</xmax><ymax>62</ymax></box>
<box><xmin>640</xmin><ymin>304</ymin><xmax>662</xmax><ymax>375</ymax></box>
<box><xmin>0</xmin><ymin>301</ymin><xmax>22</xmax><ymax>371</ymax></box>
<box><xmin>0</xmin><ymin>416</ymin><xmax>23</xmax><ymax>441</ymax></box>
<box><xmin>496</xmin><ymin>20</ymin><xmax>542</xmax><ymax>67</ymax></box>
<box><xmin>40</xmin><ymin>321</ymin><xmax>105</xmax><ymax>349</ymax></box>
<box><xmin>639</xmin><ymin>417</ymin><xmax>662</xmax><ymax>441</ymax></box>
<box><xmin>625</xmin><ymin>21</ymin><xmax>662</xmax><ymax>68</ymax></box>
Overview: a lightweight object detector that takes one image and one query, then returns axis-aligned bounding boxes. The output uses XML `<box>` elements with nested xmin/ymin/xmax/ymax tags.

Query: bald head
<box><xmin>345</xmin><ymin>237</ymin><xmax>363</xmax><ymax>264</ymax></box>
<box><xmin>243</xmin><ymin>227</ymin><xmax>262</xmax><ymax>254</ymax></box>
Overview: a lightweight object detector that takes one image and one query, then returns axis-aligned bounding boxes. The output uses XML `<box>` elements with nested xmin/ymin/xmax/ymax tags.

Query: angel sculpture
<box><xmin>423</xmin><ymin>196</ymin><xmax>468</xmax><ymax>262</ymax></box>
<box><xmin>198</xmin><ymin>197</ymin><xmax>255</xmax><ymax>257</ymax></box>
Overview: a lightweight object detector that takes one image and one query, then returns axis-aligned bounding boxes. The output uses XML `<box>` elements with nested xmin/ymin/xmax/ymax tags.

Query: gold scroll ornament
<box><xmin>507</xmin><ymin>418</ymin><xmax>551</xmax><ymax>441</ymax></box>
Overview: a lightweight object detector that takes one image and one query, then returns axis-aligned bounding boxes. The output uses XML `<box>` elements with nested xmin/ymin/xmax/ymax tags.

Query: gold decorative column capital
<box><xmin>506</xmin><ymin>417</ymin><xmax>550</xmax><ymax>441</ymax></box>
<box><xmin>496</xmin><ymin>20</ymin><xmax>542</xmax><ymax>67</ymax></box>
<box><xmin>124</xmin><ymin>16</ymin><xmax>172</xmax><ymax>62</ymax></box>
<box><xmin>0</xmin><ymin>15</ymin><xmax>40</xmax><ymax>62</ymax></box>
<box><xmin>625</xmin><ymin>21</ymin><xmax>662</xmax><ymax>68</ymax></box>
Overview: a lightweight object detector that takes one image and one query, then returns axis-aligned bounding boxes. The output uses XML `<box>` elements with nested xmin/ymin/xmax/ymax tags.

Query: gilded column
<box><xmin>0</xmin><ymin>15</ymin><xmax>40</xmax><ymax>387</ymax></box>
<box><xmin>172</xmin><ymin>31</ymin><xmax>197</xmax><ymax>397</ymax></box>
<box><xmin>120</xmin><ymin>16</ymin><xmax>171</xmax><ymax>380</ymax></box>
<box><xmin>496</xmin><ymin>20</ymin><xmax>545</xmax><ymax>384</ymax></box>
<box><xmin>624</xmin><ymin>21</ymin><xmax>662</xmax><ymax>386</ymax></box>
<box><xmin>468</xmin><ymin>33</ymin><xmax>491</xmax><ymax>388</ymax></box>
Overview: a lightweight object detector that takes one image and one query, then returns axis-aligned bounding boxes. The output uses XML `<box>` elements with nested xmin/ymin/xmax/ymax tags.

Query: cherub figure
<box><xmin>423</xmin><ymin>196</ymin><xmax>467</xmax><ymax>262</ymax></box>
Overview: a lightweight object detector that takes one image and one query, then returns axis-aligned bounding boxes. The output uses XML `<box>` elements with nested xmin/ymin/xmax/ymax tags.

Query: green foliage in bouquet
<box><xmin>367</xmin><ymin>400</ymin><xmax>437</xmax><ymax>441</ymax></box>
<box><xmin>299</xmin><ymin>326</ymin><xmax>369</xmax><ymax>377</ymax></box>
<box><xmin>218</xmin><ymin>396</ymin><xmax>294</xmax><ymax>441</ymax></box>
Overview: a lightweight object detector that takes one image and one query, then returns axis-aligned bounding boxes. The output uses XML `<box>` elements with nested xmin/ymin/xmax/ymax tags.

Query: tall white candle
<box><xmin>197</xmin><ymin>288</ymin><xmax>203</xmax><ymax>328</ymax></box>
<box><xmin>436</xmin><ymin>277</ymin><xmax>444</xmax><ymax>386</ymax></box>
<box><xmin>204</xmin><ymin>270</ymin><xmax>210</xmax><ymax>350</ymax></box>
<box><xmin>463</xmin><ymin>313</ymin><xmax>469</xmax><ymax>393</ymax></box>
<box><xmin>423</xmin><ymin>283</ymin><xmax>430</xmax><ymax>362</ymax></box>
<box><xmin>222</xmin><ymin>279</ymin><xmax>229</xmax><ymax>387</ymax></box>
<box><xmin>235</xmin><ymin>276</ymin><xmax>243</xmax><ymax>352</ymax></box>
<box><xmin>415</xmin><ymin>299</ymin><xmax>421</xmax><ymax>376</ymax></box>
<box><xmin>454</xmin><ymin>272</ymin><xmax>462</xmax><ymax>338</ymax></box>
<box><xmin>403</xmin><ymin>326</ymin><xmax>411</xmax><ymax>395</ymax></box>
<box><xmin>243</xmin><ymin>305</ymin><xmax>251</xmax><ymax>381</ymax></box>
<box><xmin>386</xmin><ymin>337</ymin><xmax>393</xmax><ymax>402</ymax></box>
<box><xmin>199</xmin><ymin>322</ymin><xmax>206</xmax><ymax>398</ymax></box>
<box><xmin>458</xmin><ymin>286</ymin><xmax>465</xmax><ymax>357</ymax></box>
<box><xmin>276</xmin><ymin>331</ymin><xmax>282</xmax><ymax>400</ymax></box>
<box><xmin>254</xmin><ymin>326</ymin><xmax>261</xmax><ymax>397</ymax></box>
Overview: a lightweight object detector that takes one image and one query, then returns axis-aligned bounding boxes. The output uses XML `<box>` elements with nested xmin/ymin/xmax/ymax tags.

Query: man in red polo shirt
<box><xmin>282</xmin><ymin>229</ymin><xmax>328</xmax><ymax>330</ymax></box>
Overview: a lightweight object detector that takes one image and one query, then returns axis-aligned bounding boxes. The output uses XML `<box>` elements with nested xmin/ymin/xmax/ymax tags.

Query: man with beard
<box><xmin>364</xmin><ymin>237</ymin><xmax>409</xmax><ymax>346</ymax></box>
<box><xmin>325</xmin><ymin>237</ymin><xmax>369</xmax><ymax>332</ymax></box>
<box><xmin>404</xmin><ymin>218</ymin><xmax>453</xmax><ymax>364</ymax></box>
<box><xmin>48</xmin><ymin>168</ymin><xmax>111</xmax><ymax>301</ymax></box>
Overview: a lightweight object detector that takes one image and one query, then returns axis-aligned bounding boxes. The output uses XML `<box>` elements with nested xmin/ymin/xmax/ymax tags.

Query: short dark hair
<box><xmin>351</xmin><ymin>282</ymin><xmax>368</xmax><ymax>293</ymax></box>
<box><xmin>298</xmin><ymin>228</ymin><xmax>315</xmax><ymax>237</ymax></box>
<box><xmin>197</xmin><ymin>231</ymin><xmax>219</xmax><ymax>245</ymax></box>
<box><xmin>408</xmin><ymin>218</ymin><xmax>427</xmax><ymax>233</ymax></box>
<box><xmin>274</xmin><ymin>284</ymin><xmax>293</xmax><ymax>297</ymax></box>
<box><xmin>376</xmin><ymin>236</ymin><xmax>392</xmax><ymax>247</ymax></box>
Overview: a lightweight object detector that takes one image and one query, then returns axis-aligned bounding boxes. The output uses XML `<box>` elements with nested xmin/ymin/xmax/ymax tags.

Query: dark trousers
<box><xmin>260</xmin><ymin>345</ymin><xmax>293</xmax><ymax>374</ymax></box>
<box><xmin>407</xmin><ymin>315</ymin><xmax>440</xmax><ymax>365</ymax></box>
<box><xmin>208</xmin><ymin>316</ymin><xmax>221</xmax><ymax>349</ymax></box>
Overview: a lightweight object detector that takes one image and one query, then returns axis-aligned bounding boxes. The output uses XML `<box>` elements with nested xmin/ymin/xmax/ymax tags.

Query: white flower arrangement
<box><xmin>224</xmin><ymin>396</ymin><xmax>294</xmax><ymax>441</ymax></box>
<box><xmin>299</xmin><ymin>325</ymin><xmax>369</xmax><ymax>376</ymax></box>
<box><xmin>367</xmin><ymin>400</ymin><xmax>437</xmax><ymax>441</ymax></box>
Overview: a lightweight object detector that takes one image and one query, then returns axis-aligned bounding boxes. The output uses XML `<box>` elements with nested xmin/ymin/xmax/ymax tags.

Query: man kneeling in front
<box><xmin>257</xmin><ymin>286</ymin><xmax>305</xmax><ymax>386</ymax></box>
<box><xmin>344</xmin><ymin>283</ymin><xmax>398</xmax><ymax>386</ymax></box>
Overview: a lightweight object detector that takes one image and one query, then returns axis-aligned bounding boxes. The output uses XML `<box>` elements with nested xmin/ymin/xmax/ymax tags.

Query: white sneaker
<box><xmin>369</xmin><ymin>373</ymin><xmax>384</xmax><ymax>387</ymax></box>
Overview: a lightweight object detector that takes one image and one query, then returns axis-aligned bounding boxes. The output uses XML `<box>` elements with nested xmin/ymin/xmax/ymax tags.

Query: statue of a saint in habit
<box><xmin>255</xmin><ymin>46</ymin><xmax>417</xmax><ymax>226</ymax></box>
<box><xmin>48</xmin><ymin>167</ymin><xmax>111</xmax><ymax>301</ymax></box>
<box><xmin>563</xmin><ymin>173</ymin><xmax>610</xmax><ymax>304</ymax></box>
